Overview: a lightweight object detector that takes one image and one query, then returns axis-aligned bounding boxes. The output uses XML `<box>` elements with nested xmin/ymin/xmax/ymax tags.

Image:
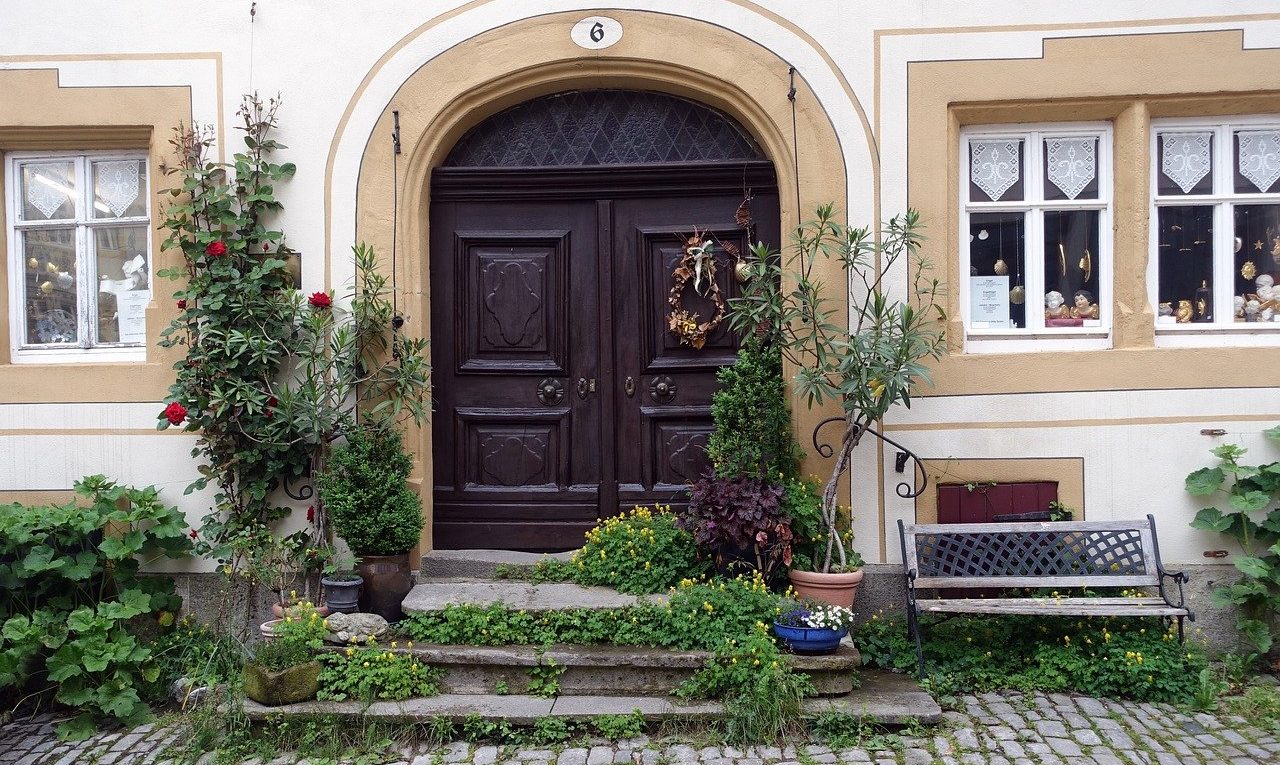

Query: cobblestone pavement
<box><xmin>2</xmin><ymin>691</ymin><xmax>1278</xmax><ymax>765</ymax></box>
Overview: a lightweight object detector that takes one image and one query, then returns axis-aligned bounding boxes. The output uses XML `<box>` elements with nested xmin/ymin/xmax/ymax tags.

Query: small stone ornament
<box><xmin>324</xmin><ymin>611</ymin><xmax>389</xmax><ymax>644</ymax></box>
<box><xmin>1176</xmin><ymin>300</ymin><xmax>1194</xmax><ymax>323</ymax></box>
<box><xmin>1044</xmin><ymin>290</ymin><xmax>1069</xmax><ymax>320</ymax></box>
<box><xmin>1070</xmin><ymin>289</ymin><xmax>1099</xmax><ymax>320</ymax></box>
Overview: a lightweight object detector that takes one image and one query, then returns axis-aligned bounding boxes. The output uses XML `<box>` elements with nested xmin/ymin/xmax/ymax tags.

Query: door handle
<box><xmin>577</xmin><ymin>377</ymin><xmax>596</xmax><ymax>399</ymax></box>
<box><xmin>624</xmin><ymin>376</ymin><xmax>636</xmax><ymax>398</ymax></box>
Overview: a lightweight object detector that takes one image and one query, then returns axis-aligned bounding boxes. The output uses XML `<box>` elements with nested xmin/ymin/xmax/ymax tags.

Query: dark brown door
<box><xmin>430</xmin><ymin>163</ymin><xmax>778</xmax><ymax>549</ymax></box>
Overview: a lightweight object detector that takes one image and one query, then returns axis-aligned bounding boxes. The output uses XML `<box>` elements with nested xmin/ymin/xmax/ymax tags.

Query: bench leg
<box><xmin>907</xmin><ymin>607</ymin><xmax>924</xmax><ymax>676</ymax></box>
<box><xmin>1177</xmin><ymin>615</ymin><xmax>1185</xmax><ymax>644</ymax></box>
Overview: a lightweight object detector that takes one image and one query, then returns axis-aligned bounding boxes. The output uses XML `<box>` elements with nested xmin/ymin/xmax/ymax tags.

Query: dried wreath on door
<box><xmin>667</xmin><ymin>231</ymin><xmax>726</xmax><ymax>349</ymax></box>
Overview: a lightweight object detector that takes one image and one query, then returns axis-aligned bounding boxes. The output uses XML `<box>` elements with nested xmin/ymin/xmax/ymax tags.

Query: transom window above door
<box><xmin>960</xmin><ymin>124</ymin><xmax>1113</xmax><ymax>353</ymax></box>
<box><xmin>1151</xmin><ymin>116</ymin><xmax>1280</xmax><ymax>345</ymax></box>
<box><xmin>5</xmin><ymin>151</ymin><xmax>151</xmax><ymax>363</ymax></box>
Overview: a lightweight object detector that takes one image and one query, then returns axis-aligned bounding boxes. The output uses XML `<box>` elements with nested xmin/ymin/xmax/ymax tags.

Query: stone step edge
<box><xmin>420</xmin><ymin>549</ymin><xmax>576</xmax><ymax>581</ymax></box>
<box><xmin>243</xmin><ymin>671</ymin><xmax>940</xmax><ymax>726</ymax></box>
<box><xmin>401</xmin><ymin>581</ymin><xmax>667</xmax><ymax>615</ymax></box>
<box><xmin>324</xmin><ymin>643</ymin><xmax>861</xmax><ymax>672</ymax></box>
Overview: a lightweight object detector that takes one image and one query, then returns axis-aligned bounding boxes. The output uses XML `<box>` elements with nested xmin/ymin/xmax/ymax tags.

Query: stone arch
<box><xmin>352</xmin><ymin>9</ymin><xmax>848</xmax><ymax>549</ymax></box>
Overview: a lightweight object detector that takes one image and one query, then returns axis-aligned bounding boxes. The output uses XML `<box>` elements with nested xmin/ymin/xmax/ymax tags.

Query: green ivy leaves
<box><xmin>1185</xmin><ymin>467</ymin><xmax>1224</xmax><ymax>496</ymax></box>
<box><xmin>0</xmin><ymin>476</ymin><xmax>191</xmax><ymax>739</ymax></box>
<box><xmin>1185</xmin><ymin>434</ymin><xmax>1280</xmax><ymax>655</ymax></box>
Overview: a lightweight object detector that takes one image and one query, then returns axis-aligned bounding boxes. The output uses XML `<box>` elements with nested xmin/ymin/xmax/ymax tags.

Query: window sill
<box><xmin>1154</xmin><ymin>323</ymin><xmax>1280</xmax><ymax>348</ymax></box>
<box><xmin>963</xmin><ymin>331</ymin><xmax>1112</xmax><ymax>354</ymax></box>
<box><xmin>11</xmin><ymin>346</ymin><xmax>147</xmax><ymax>364</ymax></box>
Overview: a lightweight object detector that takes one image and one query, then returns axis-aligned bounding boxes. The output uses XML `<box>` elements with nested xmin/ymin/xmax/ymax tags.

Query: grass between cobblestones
<box><xmin>3</xmin><ymin>689</ymin><xmax>1280</xmax><ymax>765</ymax></box>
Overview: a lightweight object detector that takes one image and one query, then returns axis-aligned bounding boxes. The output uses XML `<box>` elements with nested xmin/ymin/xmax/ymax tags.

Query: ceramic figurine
<box><xmin>1264</xmin><ymin>307</ymin><xmax>1277</xmax><ymax>323</ymax></box>
<box><xmin>1234</xmin><ymin>295</ymin><xmax>1246</xmax><ymax>318</ymax></box>
<box><xmin>1044</xmin><ymin>290</ymin><xmax>1069</xmax><ymax>320</ymax></box>
<box><xmin>1245</xmin><ymin>299</ymin><xmax>1261</xmax><ymax>321</ymax></box>
<box><xmin>1176</xmin><ymin>299</ymin><xmax>1194</xmax><ymax>323</ymax></box>
<box><xmin>1070</xmin><ymin>289</ymin><xmax>1099</xmax><ymax>320</ymax></box>
<box><xmin>1159</xmin><ymin>302</ymin><xmax>1174</xmax><ymax>317</ymax></box>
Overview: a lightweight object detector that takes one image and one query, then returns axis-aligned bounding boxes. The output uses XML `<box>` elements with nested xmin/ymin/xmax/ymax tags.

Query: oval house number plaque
<box><xmin>571</xmin><ymin>16</ymin><xmax>622</xmax><ymax>50</ymax></box>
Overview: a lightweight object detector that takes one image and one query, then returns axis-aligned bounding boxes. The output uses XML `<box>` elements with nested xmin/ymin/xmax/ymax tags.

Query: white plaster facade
<box><xmin>1</xmin><ymin>1</ymin><xmax>1278</xmax><ymax>573</ymax></box>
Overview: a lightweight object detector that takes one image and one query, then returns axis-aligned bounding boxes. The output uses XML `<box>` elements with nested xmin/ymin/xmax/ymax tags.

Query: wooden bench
<box><xmin>896</xmin><ymin>515</ymin><xmax>1193</xmax><ymax>675</ymax></box>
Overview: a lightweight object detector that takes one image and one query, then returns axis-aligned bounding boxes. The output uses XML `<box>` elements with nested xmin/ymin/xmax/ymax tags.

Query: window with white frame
<box><xmin>960</xmin><ymin>124</ymin><xmax>1112</xmax><ymax>348</ymax></box>
<box><xmin>1151</xmin><ymin>117</ymin><xmax>1280</xmax><ymax>330</ymax></box>
<box><xmin>5</xmin><ymin>152</ymin><xmax>151</xmax><ymax>361</ymax></box>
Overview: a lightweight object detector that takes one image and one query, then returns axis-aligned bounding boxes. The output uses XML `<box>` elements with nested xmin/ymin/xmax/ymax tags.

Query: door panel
<box><xmin>430</xmin><ymin>200</ymin><xmax>601</xmax><ymax>550</ymax></box>
<box><xmin>430</xmin><ymin>165</ymin><xmax>779</xmax><ymax>550</ymax></box>
<box><xmin>611</xmin><ymin>193</ymin><xmax>781</xmax><ymax>516</ymax></box>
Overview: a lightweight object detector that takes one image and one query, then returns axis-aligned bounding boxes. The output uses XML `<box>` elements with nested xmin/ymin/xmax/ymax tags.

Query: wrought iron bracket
<box><xmin>283</xmin><ymin>469</ymin><xmax>314</xmax><ymax>501</ymax></box>
<box><xmin>811</xmin><ymin>416</ymin><xmax>929</xmax><ymax>499</ymax></box>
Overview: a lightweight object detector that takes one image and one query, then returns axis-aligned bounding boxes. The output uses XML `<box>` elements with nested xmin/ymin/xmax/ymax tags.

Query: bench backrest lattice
<box><xmin>901</xmin><ymin>519</ymin><xmax>1162</xmax><ymax>590</ymax></box>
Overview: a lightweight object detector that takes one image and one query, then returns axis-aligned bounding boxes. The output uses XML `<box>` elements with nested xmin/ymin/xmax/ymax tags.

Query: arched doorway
<box><xmin>429</xmin><ymin>89</ymin><xmax>780</xmax><ymax>550</ymax></box>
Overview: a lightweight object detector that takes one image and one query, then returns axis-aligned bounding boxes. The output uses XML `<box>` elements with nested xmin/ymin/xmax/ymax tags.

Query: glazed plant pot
<box><xmin>321</xmin><ymin>576</ymin><xmax>364</xmax><ymax>614</ymax></box>
<box><xmin>788</xmin><ymin>568</ymin><xmax>865</xmax><ymax>609</ymax></box>
<box><xmin>243</xmin><ymin>660</ymin><xmax>321</xmax><ymax>706</ymax></box>
<box><xmin>356</xmin><ymin>554</ymin><xmax>412</xmax><ymax>622</ymax></box>
<box><xmin>773</xmin><ymin>622</ymin><xmax>848</xmax><ymax>655</ymax></box>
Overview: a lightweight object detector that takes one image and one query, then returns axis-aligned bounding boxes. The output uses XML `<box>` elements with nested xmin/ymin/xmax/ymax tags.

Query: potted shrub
<box><xmin>320</xmin><ymin>549</ymin><xmax>363</xmax><ymax>614</ymax></box>
<box><xmin>773</xmin><ymin>599</ymin><xmax>856</xmax><ymax>655</ymax></box>
<box><xmin>243</xmin><ymin>603</ymin><xmax>326</xmax><ymax>706</ymax></box>
<box><xmin>681</xmin><ymin>472</ymin><xmax>793</xmax><ymax>583</ymax></box>
<box><xmin>318</xmin><ymin>427</ymin><xmax>423</xmax><ymax>622</ymax></box>
<box><xmin>729</xmin><ymin>205</ymin><xmax>945</xmax><ymax>608</ymax></box>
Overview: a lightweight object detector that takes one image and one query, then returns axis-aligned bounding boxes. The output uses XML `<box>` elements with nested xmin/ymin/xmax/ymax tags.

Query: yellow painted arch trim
<box><xmin>321</xmin><ymin>0</ymin><xmax>880</xmax><ymax>287</ymax></box>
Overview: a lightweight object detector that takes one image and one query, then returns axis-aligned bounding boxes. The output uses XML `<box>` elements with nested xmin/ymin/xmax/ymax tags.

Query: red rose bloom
<box><xmin>177</xmin><ymin>299</ymin><xmax>187</xmax><ymax>310</ymax></box>
<box><xmin>306</xmin><ymin>505</ymin><xmax>315</xmax><ymax>523</ymax></box>
<box><xmin>163</xmin><ymin>401</ymin><xmax>187</xmax><ymax>426</ymax></box>
<box><xmin>205</xmin><ymin>241</ymin><xmax>227</xmax><ymax>257</ymax></box>
<box><xmin>308</xmin><ymin>291</ymin><xmax>332</xmax><ymax>309</ymax></box>
<box><xmin>267</xmin><ymin>396</ymin><xmax>278</xmax><ymax>408</ymax></box>
<box><xmin>189</xmin><ymin>529</ymin><xmax>199</xmax><ymax>539</ymax></box>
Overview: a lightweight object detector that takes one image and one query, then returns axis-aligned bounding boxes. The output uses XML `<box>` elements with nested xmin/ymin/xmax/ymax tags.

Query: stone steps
<box><xmin>328</xmin><ymin>643</ymin><xmax>861</xmax><ymax>697</ymax></box>
<box><xmin>401</xmin><ymin>580</ymin><xmax>665</xmax><ymax>614</ymax></box>
<box><xmin>244</xmin><ymin>669</ymin><xmax>940</xmax><ymax>726</ymax></box>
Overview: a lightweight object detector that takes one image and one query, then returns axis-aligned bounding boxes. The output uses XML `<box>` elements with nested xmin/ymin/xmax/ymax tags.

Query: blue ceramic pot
<box><xmin>773</xmin><ymin>622</ymin><xmax>847</xmax><ymax>655</ymax></box>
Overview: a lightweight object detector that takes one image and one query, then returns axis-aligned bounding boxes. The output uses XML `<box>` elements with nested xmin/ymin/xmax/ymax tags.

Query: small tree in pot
<box><xmin>729</xmin><ymin>205</ymin><xmax>945</xmax><ymax>606</ymax></box>
<box><xmin>317</xmin><ymin>428</ymin><xmax>423</xmax><ymax>621</ymax></box>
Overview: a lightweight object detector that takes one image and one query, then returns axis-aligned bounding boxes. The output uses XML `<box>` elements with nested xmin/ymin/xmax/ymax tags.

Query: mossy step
<box><xmin>242</xmin><ymin>670</ymin><xmax>940</xmax><ymax>726</ymax></box>
<box><xmin>325</xmin><ymin>643</ymin><xmax>860</xmax><ymax>697</ymax></box>
<box><xmin>419</xmin><ymin>549</ymin><xmax>575</xmax><ymax>581</ymax></box>
<box><xmin>401</xmin><ymin>581</ymin><xmax>665</xmax><ymax>614</ymax></box>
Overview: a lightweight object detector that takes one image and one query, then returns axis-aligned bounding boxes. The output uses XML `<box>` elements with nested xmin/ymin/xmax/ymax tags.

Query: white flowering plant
<box><xmin>774</xmin><ymin>599</ymin><xmax>856</xmax><ymax>632</ymax></box>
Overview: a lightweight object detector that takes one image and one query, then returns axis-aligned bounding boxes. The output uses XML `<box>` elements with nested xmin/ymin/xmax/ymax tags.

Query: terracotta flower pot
<box><xmin>243</xmin><ymin>660</ymin><xmax>321</xmax><ymax>706</ymax></box>
<box><xmin>356</xmin><ymin>553</ymin><xmax>412</xmax><ymax>622</ymax></box>
<box><xmin>259</xmin><ymin>618</ymin><xmax>282</xmax><ymax>641</ymax></box>
<box><xmin>788</xmin><ymin>568</ymin><xmax>864</xmax><ymax>609</ymax></box>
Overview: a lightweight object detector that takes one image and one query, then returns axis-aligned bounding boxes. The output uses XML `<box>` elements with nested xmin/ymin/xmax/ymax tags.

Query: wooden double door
<box><xmin>429</xmin><ymin>163</ymin><xmax>779</xmax><ymax>550</ymax></box>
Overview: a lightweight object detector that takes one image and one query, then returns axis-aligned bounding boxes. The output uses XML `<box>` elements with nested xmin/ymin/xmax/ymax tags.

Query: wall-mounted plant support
<box><xmin>811</xmin><ymin>416</ymin><xmax>929</xmax><ymax>499</ymax></box>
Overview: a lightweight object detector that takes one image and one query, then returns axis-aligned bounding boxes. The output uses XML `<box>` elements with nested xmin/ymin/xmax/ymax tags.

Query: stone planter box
<box><xmin>243</xmin><ymin>661</ymin><xmax>321</xmax><ymax>706</ymax></box>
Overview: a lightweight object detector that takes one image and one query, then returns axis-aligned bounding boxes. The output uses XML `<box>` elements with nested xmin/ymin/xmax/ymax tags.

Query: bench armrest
<box><xmin>1157</xmin><ymin>567</ymin><xmax>1189</xmax><ymax>611</ymax></box>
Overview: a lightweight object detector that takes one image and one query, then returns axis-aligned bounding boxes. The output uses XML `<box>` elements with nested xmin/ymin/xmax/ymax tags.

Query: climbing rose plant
<box><xmin>156</xmin><ymin>93</ymin><xmax>431</xmax><ymax>572</ymax></box>
<box><xmin>157</xmin><ymin>94</ymin><xmax>302</xmax><ymax>564</ymax></box>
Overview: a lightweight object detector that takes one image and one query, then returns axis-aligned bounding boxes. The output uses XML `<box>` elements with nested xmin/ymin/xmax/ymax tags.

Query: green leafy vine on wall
<box><xmin>1186</xmin><ymin>426</ymin><xmax>1280</xmax><ymax>653</ymax></box>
